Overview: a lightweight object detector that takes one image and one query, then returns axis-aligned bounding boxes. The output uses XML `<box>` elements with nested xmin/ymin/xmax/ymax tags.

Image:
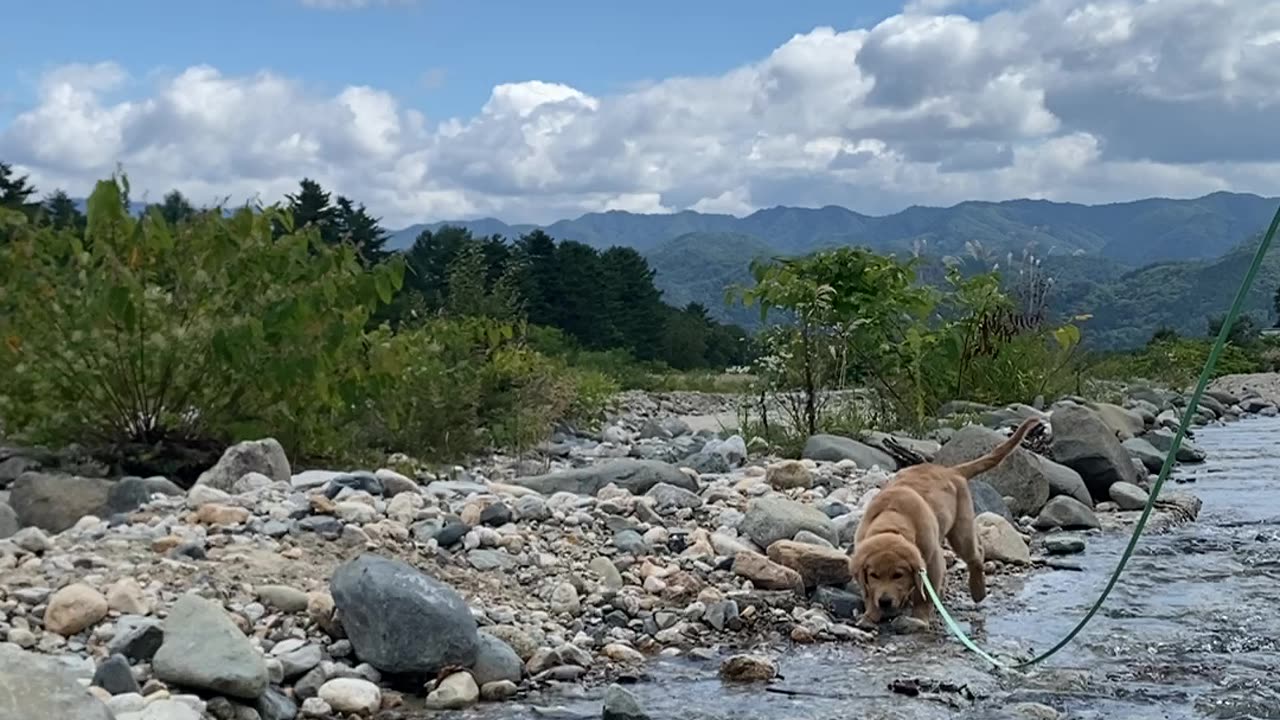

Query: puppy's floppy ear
<box><xmin>907</xmin><ymin>547</ymin><xmax>928</xmax><ymax>602</ymax></box>
<box><xmin>849</xmin><ymin>546</ymin><xmax>870</xmax><ymax>592</ymax></box>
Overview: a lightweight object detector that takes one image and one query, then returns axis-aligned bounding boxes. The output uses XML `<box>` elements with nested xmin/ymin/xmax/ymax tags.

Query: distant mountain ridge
<box><xmin>388</xmin><ymin>191</ymin><xmax>1280</xmax><ymax>350</ymax></box>
<box><xmin>388</xmin><ymin>191</ymin><xmax>1280</xmax><ymax>264</ymax></box>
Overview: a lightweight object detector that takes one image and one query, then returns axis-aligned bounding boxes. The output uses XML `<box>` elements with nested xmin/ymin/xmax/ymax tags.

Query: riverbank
<box><xmin>0</xmin><ymin>381</ymin><xmax>1273</xmax><ymax>720</ymax></box>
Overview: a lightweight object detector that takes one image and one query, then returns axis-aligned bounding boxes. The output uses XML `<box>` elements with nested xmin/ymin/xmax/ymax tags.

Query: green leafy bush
<box><xmin>1088</xmin><ymin>337</ymin><xmax>1263</xmax><ymax>388</ymax></box>
<box><xmin>732</xmin><ymin>248</ymin><xmax>1085</xmax><ymax>439</ymax></box>
<box><xmin>0</xmin><ymin>176</ymin><xmax>405</xmax><ymax>466</ymax></box>
<box><xmin>358</xmin><ymin>317</ymin><xmax>616</xmax><ymax>460</ymax></box>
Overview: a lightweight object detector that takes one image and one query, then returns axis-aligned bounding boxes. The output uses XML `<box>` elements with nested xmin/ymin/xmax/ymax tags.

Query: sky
<box><xmin>2</xmin><ymin>0</ymin><xmax>1279</xmax><ymax>228</ymax></box>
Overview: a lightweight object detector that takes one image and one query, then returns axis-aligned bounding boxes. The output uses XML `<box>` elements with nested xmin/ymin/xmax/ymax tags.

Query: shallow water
<box><xmin>451</xmin><ymin>417</ymin><xmax>1280</xmax><ymax>720</ymax></box>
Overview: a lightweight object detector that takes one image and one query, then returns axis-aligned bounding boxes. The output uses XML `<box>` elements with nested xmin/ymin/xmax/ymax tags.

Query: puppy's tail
<box><xmin>951</xmin><ymin>416</ymin><xmax>1042</xmax><ymax>480</ymax></box>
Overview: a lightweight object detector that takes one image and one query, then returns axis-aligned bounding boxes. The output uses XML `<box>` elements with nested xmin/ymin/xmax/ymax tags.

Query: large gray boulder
<box><xmin>0</xmin><ymin>502</ymin><xmax>17</xmax><ymax>538</ymax></box>
<box><xmin>152</xmin><ymin>594</ymin><xmax>269</xmax><ymax>699</ymax></box>
<box><xmin>1085</xmin><ymin>402</ymin><xmax>1146</xmax><ymax>440</ymax></box>
<box><xmin>933</xmin><ymin>425</ymin><xmax>1050</xmax><ymax>516</ymax></box>
<box><xmin>331</xmin><ymin>554</ymin><xmax>479</xmax><ymax>675</ymax></box>
<box><xmin>802</xmin><ymin>435</ymin><xmax>898</xmax><ymax>470</ymax></box>
<box><xmin>9</xmin><ymin>472</ymin><xmax>113</xmax><ymax>533</ymax></box>
<box><xmin>0</xmin><ymin>644</ymin><xmax>113</xmax><ymax>720</ymax></box>
<box><xmin>512</xmin><ymin>459</ymin><xmax>696</xmax><ymax>496</ymax></box>
<box><xmin>195</xmin><ymin>438</ymin><xmax>291</xmax><ymax>493</ymax></box>
<box><xmin>1048</xmin><ymin>405</ymin><xmax>1141</xmax><ymax>501</ymax></box>
<box><xmin>739</xmin><ymin>496</ymin><xmax>838</xmax><ymax>548</ymax></box>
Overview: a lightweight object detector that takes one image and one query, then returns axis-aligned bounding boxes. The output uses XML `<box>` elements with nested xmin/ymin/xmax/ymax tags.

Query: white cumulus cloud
<box><xmin>3</xmin><ymin>0</ymin><xmax>1280</xmax><ymax>228</ymax></box>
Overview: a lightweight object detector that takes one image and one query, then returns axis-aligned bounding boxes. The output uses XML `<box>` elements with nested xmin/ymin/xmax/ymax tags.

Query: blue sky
<box><xmin>2</xmin><ymin>0</ymin><xmax>1277</xmax><ymax>226</ymax></box>
<box><xmin>6</xmin><ymin>0</ymin><xmax>927</xmax><ymax>121</ymax></box>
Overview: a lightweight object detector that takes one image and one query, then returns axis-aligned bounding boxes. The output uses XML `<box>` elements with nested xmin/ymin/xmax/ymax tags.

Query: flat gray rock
<box><xmin>153</xmin><ymin>594</ymin><xmax>268</xmax><ymax>699</ymax></box>
<box><xmin>511</xmin><ymin>459</ymin><xmax>696</xmax><ymax>496</ymax></box>
<box><xmin>739</xmin><ymin>496</ymin><xmax>837</xmax><ymax>548</ymax></box>
<box><xmin>1032</xmin><ymin>496</ymin><xmax>1101</xmax><ymax>531</ymax></box>
<box><xmin>9</xmin><ymin>472</ymin><xmax>113</xmax><ymax>533</ymax></box>
<box><xmin>0</xmin><ymin>644</ymin><xmax>114</xmax><ymax>720</ymax></box>
<box><xmin>802</xmin><ymin>435</ymin><xmax>898</xmax><ymax>470</ymax></box>
<box><xmin>1122</xmin><ymin>437</ymin><xmax>1167</xmax><ymax>473</ymax></box>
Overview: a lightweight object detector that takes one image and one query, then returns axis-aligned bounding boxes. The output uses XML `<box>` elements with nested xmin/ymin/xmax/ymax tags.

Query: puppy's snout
<box><xmin>878</xmin><ymin>595</ymin><xmax>895</xmax><ymax>611</ymax></box>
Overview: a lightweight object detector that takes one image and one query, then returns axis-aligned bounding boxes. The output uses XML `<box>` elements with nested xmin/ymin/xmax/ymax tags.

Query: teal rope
<box><xmin>922</xmin><ymin>200</ymin><xmax>1280</xmax><ymax>670</ymax></box>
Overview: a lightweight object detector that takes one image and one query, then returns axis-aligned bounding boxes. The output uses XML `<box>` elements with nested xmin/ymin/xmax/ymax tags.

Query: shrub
<box><xmin>357</xmin><ymin>317</ymin><xmax>614</xmax><ymax>461</ymax></box>
<box><xmin>0</xmin><ymin>176</ymin><xmax>404</xmax><ymax>470</ymax></box>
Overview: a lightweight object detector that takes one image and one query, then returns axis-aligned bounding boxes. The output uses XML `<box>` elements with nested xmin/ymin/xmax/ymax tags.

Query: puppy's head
<box><xmin>850</xmin><ymin>533</ymin><xmax>926</xmax><ymax>617</ymax></box>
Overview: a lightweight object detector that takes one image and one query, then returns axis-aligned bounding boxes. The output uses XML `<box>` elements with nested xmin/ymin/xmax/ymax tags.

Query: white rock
<box><xmin>116</xmin><ymin>699</ymin><xmax>201</xmax><ymax>720</ymax></box>
<box><xmin>300</xmin><ymin>697</ymin><xmax>332</xmax><ymax>717</ymax></box>
<box><xmin>318</xmin><ymin>677</ymin><xmax>382</xmax><ymax>715</ymax></box>
<box><xmin>975</xmin><ymin>513</ymin><xmax>1031</xmax><ymax>565</ymax></box>
<box><xmin>291</xmin><ymin>470</ymin><xmax>341</xmax><ymax>491</ymax></box>
<box><xmin>424</xmin><ymin>671</ymin><xmax>480</xmax><ymax>710</ymax></box>
<box><xmin>232</xmin><ymin>471</ymin><xmax>274</xmax><ymax>494</ymax></box>
<box><xmin>186</xmin><ymin>485</ymin><xmax>231</xmax><ymax>509</ymax></box>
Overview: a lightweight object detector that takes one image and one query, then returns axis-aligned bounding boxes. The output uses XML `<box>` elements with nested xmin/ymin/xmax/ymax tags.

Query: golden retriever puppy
<box><xmin>850</xmin><ymin>416</ymin><xmax>1042</xmax><ymax>628</ymax></box>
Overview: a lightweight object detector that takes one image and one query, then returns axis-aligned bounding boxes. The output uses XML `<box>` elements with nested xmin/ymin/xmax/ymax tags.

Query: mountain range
<box><xmin>388</xmin><ymin>191</ymin><xmax>1280</xmax><ymax>350</ymax></box>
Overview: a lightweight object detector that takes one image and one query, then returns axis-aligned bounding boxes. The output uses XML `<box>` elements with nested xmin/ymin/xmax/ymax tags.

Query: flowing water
<box><xmin>456</xmin><ymin>417</ymin><xmax>1280</xmax><ymax>720</ymax></box>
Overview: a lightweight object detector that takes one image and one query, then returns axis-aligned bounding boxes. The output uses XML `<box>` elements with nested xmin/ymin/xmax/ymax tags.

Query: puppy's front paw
<box><xmin>891</xmin><ymin>615</ymin><xmax>931</xmax><ymax>634</ymax></box>
<box><xmin>855</xmin><ymin>613</ymin><xmax>879</xmax><ymax>632</ymax></box>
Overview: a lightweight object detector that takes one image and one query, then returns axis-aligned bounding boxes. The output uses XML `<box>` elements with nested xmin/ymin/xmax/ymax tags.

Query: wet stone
<box><xmin>1043</xmin><ymin>535</ymin><xmax>1086</xmax><ymax>555</ymax></box>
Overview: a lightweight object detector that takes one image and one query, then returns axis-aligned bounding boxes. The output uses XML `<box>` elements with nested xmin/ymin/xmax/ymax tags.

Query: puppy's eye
<box><xmin>869</xmin><ymin>572</ymin><xmax>880</xmax><ymax>580</ymax></box>
<box><xmin>891</xmin><ymin>571</ymin><xmax>904</xmax><ymax>580</ymax></box>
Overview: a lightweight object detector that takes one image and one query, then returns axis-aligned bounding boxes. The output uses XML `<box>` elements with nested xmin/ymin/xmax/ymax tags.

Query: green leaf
<box><xmin>106</xmin><ymin>285</ymin><xmax>137</xmax><ymax>330</ymax></box>
<box><xmin>374</xmin><ymin>271</ymin><xmax>393</xmax><ymax>305</ymax></box>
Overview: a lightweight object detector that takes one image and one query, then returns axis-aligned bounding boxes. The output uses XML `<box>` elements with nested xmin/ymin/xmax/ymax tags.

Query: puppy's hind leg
<box><xmin>947</xmin><ymin>493</ymin><xmax>987</xmax><ymax>603</ymax></box>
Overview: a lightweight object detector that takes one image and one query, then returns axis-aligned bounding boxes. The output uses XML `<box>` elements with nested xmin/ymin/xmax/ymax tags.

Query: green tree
<box><xmin>0</xmin><ymin>173</ymin><xmax>405</xmax><ymax>465</ymax></box>
<box><xmin>404</xmin><ymin>225</ymin><xmax>475</xmax><ymax>311</ymax></box>
<box><xmin>1207</xmin><ymin>312</ymin><xmax>1259</xmax><ymax>346</ymax></box>
<box><xmin>156</xmin><ymin>190</ymin><xmax>196</xmax><ymax>226</ymax></box>
<box><xmin>334</xmin><ymin>196</ymin><xmax>390</xmax><ymax>266</ymax></box>
<box><xmin>284</xmin><ymin>179</ymin><xmax>338</xmax><ymax>245</ymax></box>
<box><xmin>513</xmin><ymin>230</ymin><xmax>559</xmax><ymax>327</ymax></box>
<box><xmin>0</xmin><ymin>162</ymin><xmax>40</xmax><ymax>232</ymax></box>
<box><xmin>659</xmin><ymin>305</ymin><xmax>709</xmax><ymax>370</ymax></box>
<box><xmin>738</xmin><ymin>248</ymin><xmax>934</xmax><ymax>433</ymax></box>
<box><xmin>41</xmin><ymin>190</ymin><xmax>87</xmax><ymax>232</ymax></box>
<box><xmin>553</xmin><ymin>241</ymin><xmax>612</xmax><ymax>348</ymax></box>
<box><xmin>600</xmin><ymin>246</ymin><xmax>665</xmax><ymax>359</ymax></box>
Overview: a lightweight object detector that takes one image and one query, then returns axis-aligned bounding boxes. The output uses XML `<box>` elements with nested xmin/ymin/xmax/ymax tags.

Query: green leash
<box><xmin>920</xmin><ymin>201</ymin><xmax>1280</xmax><ymax>671</ymax></box>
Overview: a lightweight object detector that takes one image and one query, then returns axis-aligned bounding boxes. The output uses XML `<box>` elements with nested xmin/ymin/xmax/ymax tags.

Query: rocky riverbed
<box><xmin>0</xmin><ymin>379</ymin><xmax>1270</xmax><ymax>720</ymax></box>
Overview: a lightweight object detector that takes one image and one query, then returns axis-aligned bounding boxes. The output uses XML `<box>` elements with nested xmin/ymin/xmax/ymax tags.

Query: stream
<box><xmin>458</xmin><ymin>416</ymin><xmax>1280</xmax><ymax>720</ymax></box>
